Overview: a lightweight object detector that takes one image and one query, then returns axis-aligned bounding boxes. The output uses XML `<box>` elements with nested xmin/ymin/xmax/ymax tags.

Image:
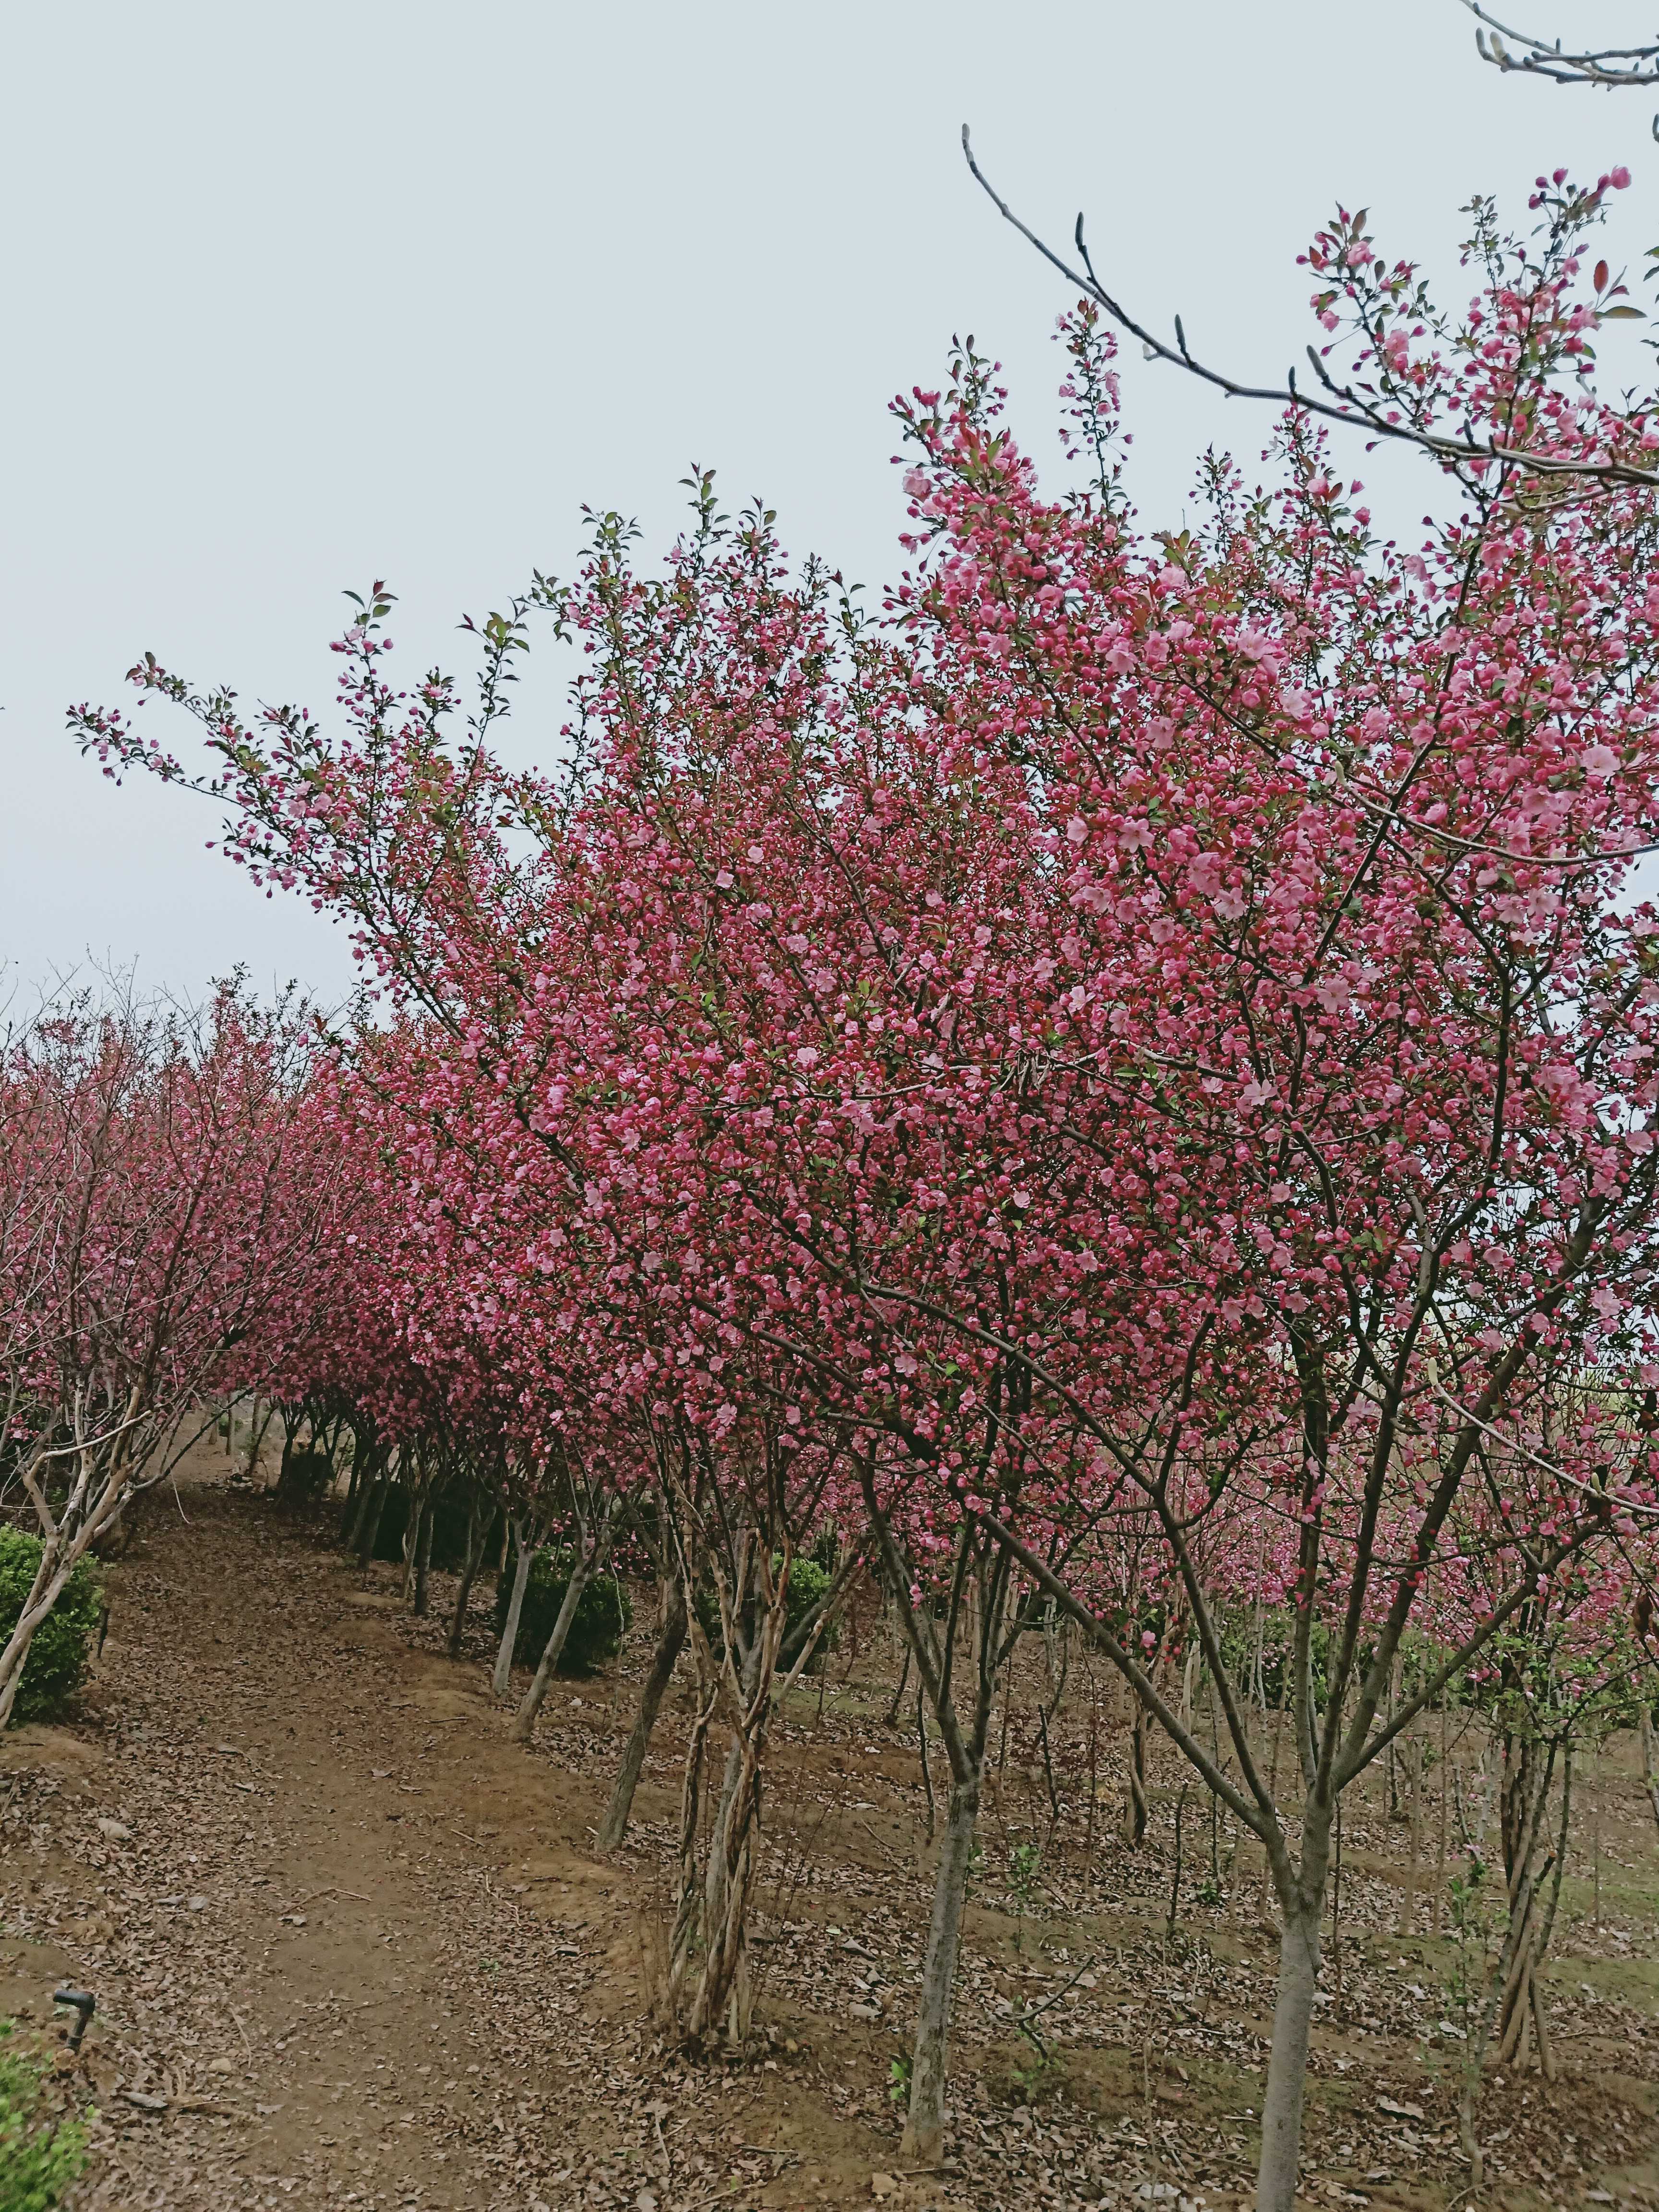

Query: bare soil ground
<box><xmin>5</xmin><ymin>1453</ymin><xmax>1659</xmax><ymax>2212</ymax></box>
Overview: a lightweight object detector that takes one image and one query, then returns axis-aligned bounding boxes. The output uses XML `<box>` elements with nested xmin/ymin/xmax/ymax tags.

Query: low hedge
<box><xmin>0</xmin><ymin>1531</ymin><xmax>102</xmax><ymax>1727</ymax></box>
<box><xmin>492</xmin><ymin>1548</ymin><xmax>630</xmax><ymax>1676</ymax></box>
<box><xmin>695</xmin><ymin>1553</ymin><xmax>837</xmax><ymax>1671</ymax></box>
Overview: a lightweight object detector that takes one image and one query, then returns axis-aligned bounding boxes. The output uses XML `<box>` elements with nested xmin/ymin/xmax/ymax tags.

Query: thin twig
<box><xmin>959</xmin><ymin>126</ymin><xmax>1659</xmax><ymax>491</ymax></box>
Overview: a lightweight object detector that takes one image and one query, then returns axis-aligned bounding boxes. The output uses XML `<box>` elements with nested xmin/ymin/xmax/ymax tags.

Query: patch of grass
<box><xmin>0</xmin><ymin>2020</ymin><xmax>88</xmax><ymax>2212</ymax></box>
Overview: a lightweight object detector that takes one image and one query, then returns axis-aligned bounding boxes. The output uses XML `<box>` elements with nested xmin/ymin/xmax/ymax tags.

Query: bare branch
<box><xmin>960</xmin><ymin>126</ymin><xmax>1659</xmax><ymax>491</ymax></box>
<box><xmin>1464</xmin><ymin>2</ymin><xmax>1659</xmax><ymax>91</ymax></box>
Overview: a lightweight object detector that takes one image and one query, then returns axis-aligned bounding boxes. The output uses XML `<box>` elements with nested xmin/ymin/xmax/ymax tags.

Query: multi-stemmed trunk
<box><xmin>860</xmin><ymin>1488</ymin><xmax>1013</xmax><ymax>2169</ymax></box>
<box><xmin>662</xmin><ymin>1536</ymin><xmax>837</xmax><ymax>2046</ymax></box>
<box><xmin>1451</xmin><ymin>1727</ymin><xmax>1573</xmax><ymax>2176</ymax></box>
<box><xmin>688</xmin><ymin>1624</ymin><xmax>777</xmax><ymax>2045</ymax></box>
<box><xmin>663</xmin><ymin>1557</ymin><xmax>781</xmax><ymax>2043</ymax></box>
<box><xmin>597</xmin><ymin>1572</ymin><xmax>687</xmax><ymax>1851</ymax></box>
<box><xmin>0</xmin><ymin>1535</ymin><xmax>80</xmax><ymax>1728</ymax></box>
<box><xmin>1</xmin><ymin>1397</ymin><xmax>147</xmax><ymax>1728</ymax></box>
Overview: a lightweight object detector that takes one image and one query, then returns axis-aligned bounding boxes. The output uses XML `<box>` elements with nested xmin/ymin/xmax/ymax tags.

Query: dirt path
<box><xmin>0</xmin><ymin>1466</ymin><xmax>892</xmax><ymax>2212</ymax></box>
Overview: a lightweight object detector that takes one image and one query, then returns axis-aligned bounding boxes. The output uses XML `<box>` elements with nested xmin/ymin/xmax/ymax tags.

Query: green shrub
<box><xmin>0</xmin><ymin>1532</ymin><xmax>101</xmax><ymax>1727</ymax></box>
<box><xmin>695</xmin><ymin>1553</ymin><xmax>838</xmax><ymax>1671</ymax></box>
<box><xmin>0</xmin><ymin>2020</ymin><xmax>88</xmax><ymax>2212</ymax></box>
<box><xmin>785</xmin><ymin>1555</ymin><xmax>834</xmax><ymax>1657</ymax></box>
<box><xmin>493</xmin><ymin>1549</ymin><xmax>630</xmax><ymax>1676</ymax></box>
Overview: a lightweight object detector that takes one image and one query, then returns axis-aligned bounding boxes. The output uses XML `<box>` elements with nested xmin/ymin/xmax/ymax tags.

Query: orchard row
<box><xmin>11</xmin><ymin>165</ymin><xmax>1659</xmax><ymax>2211</ymax></box>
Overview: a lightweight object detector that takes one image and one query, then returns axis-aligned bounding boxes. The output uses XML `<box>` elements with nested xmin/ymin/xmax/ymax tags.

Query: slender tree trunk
<box><xmin>337</xmin><ymin>1448</ymin><xmax>362</xmax><ymax>1543</ymax></box>
<box><xmin>447</xmin><ymin>1497</ymin><xmax>492</xmax><ymax>1660</ymax></box>
<box><xmin>1405</xmin><ymin>1731</ymin><xmax>1422</xmax><ymax>1935</ymax></box>
<box><xmin>597</xmin><ymin>1574</ymin><xmax>686</xmax><ymax>1851</ymax></box>
<box><xmin>344</xmin><ymin>1443</ymin><xmax>380</xmax><ymax>1551</ymax></box>
<box><xmin>412</xmin><ymin>1492</ymin><xmax>434</xmax><ymax>1616</ymax></box>
<box><xmin>1435</xmin><ymin>1700</ymin><xmax>1449</xmax><ymax>1935</ymax></box>
<box><xmin>1083</xmin><ymin>1679</ymin><xmax>1099</xmax><ymax>1889</ymax></box>
<box><xmin>0</xmin><ymin>1546</ymin><xmax>61</xmax><ymax>1727</ymax></box>
<box><xmin>917</xmin><ymin>1688</ymin><xmax>936</xmax><ymax>1843</ymax></box>
<box><xmin>513</xmin><ymin>1499</ymin><xmax>617</xmax><ymax>1743</ymax></box>
<box><xmin>1127</xmin><ymin>1700</ymin><xmax>1149</xmax><ymax>1844</ymax></box>
<box><xmin>511</xmin><ymin>1554</ymin><xmax>595</xmax><ymax>1742</ymax></box>
<box><xmin>356</xmin><ymin>1464</ymin><xmax>391</xmax><ymax>1570</ymax></box>
<box><xmin>401</xmin><ymin>1497</ymin><xmax>421</xmax><ymax>1606</ymax></box>
<box><xmin>901</xmin><ymin>1767</ymin><xmax>982</xmax><ymax>2164</ymax></box>
<box><xmin>0</xmin><ymin>1476</ymin><xmax>132</xmax><ymax>1726</ymax></box>
<box><xmin>1167</xmin><ymin>1784</ymin><xmax>1188</xmax><ymax>1940</ymax></box>
<box><xmin>884</xmin><ymin>1641</ymin><xmax>913</xmax><ymax>1727</ymax></box>
<box><xmin>493</xmin><ymin>1521</ymin><xmax>534</xmax><ymax>1701</ymax></box>
<box><xmin>244</xmin><ymin>1396</ymin><xmax>269</xmax><ymax>1481</ymax></box>
<box><xmin>1256</xmin><ymin>1813</ymin><xmax>1332</xmax><ymax>2212</ymax></box>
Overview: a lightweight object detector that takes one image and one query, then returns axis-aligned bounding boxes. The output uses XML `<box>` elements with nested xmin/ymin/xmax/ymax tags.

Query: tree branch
<box><xmin>960</xmin><ymin>126</ymin><xmax>1659</xmax><ymax>489</ymax></box>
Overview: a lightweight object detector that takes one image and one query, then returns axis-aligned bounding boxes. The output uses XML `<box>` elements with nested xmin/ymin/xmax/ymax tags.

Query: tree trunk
<box><xmin>412</xmin><ymin>1493</ymin><xmax>434</xmax><ymax>1617</ymax></box>
<box><xmin>1405</xmin><ymin>1730</ymin><xmax>1422</xmax><ymax>1935</ymax></box>
<box><xmin>901</xmin><ymin>1767</ymin><xmax>982</xmax><ymax>2164</ymax></box>
<box><xmin>356</xmin><ymin>1466</ymin><xmax>391</xmax><ymax>1570</ymax></box>
<box><xmin>1434</xmin><ymin>1700</ymin><xmax>1449</xmax><ymax>1935</ymax></box>
<box><xmin>247</xmin><ymin>1397</ymin><xmax>277</xmax><ymax>1483</ymax></box>
<box><xmin>511</xmin><ymin>1555</ymin><xmax>594</xmax><ymax>1743</ymax></box>
<box><xmin>337</xmin><ymin>1446</ymin><xmax>362</xmax><ymax>1543</ymax></box>
<box><xmin>1256</xmin><ymin>1885</ymin><xmax>1326</xmax><ymax>2212</ymax></box>
<box><xmin>686</xmin><ymin>1586</ymin><xmax>790</xmax><ymax>2047</ymax></box>
<box><xmin>447</xmin><ymin>1498</ymin><xmax>492</xmax><ymax>1660</ymax></box>
<box><xmin>493</xmin><ymin>1524</ymin><xmax>533</xmax><ymax>1701</ymax></box>
<box><xmin>344</xmin><ymin>1444</ymin><xmax>380</xmax><ymax>1551</ymax></box>
<box><xmin>401</xmin><ymin>1494</ymin><xmax>421</xmax><ymax>1606</ymax></box>
<box><xmin>1126</xmin><ymin>1700</ymin><xmax>1149</xmax><ymax>1844</ymax></box>
<box><xmin>597</xmin><ymin>1575</ymin><xmax>686</xmax><ymax>1851</ymax></box>
<box><xmin>0</xmin><ymin>1548</ymin><xmax>60</xmax><ymax>1728</ymax></box>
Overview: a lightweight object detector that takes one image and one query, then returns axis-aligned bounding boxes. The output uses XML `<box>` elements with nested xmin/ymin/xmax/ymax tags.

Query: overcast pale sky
<box><xmin>6</xmin><ymin>1</ymin><xmax>1659</xmax><ymax>1006</ymax></box>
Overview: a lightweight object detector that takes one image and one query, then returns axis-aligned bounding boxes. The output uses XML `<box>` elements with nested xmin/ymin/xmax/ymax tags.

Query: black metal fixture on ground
<box><xmin>52</xmin><ymin>1986</ymin><xmax>96</xmax><ymax>2051</ymax></box>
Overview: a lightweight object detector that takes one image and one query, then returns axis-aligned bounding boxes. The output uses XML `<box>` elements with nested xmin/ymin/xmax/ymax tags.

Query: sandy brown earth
<box><xmin>5</xmin><ymin>1457</ymin><xmax>1659</xmax><ymax>2212</ymax></box>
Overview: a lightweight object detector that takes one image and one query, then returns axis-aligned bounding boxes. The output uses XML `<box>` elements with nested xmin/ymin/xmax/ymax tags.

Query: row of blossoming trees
<box><xmin>0</xmin><ymin>984</ymin><xmax>350</xmax><ymax>1722</ymax></box>
<box><xmin>39</xmin><ymin>166</ymin><xmax>1659</xmax><ymax>2211</ymax></box>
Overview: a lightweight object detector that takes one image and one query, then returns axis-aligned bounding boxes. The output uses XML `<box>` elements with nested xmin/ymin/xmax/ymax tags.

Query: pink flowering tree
<box><xmin>0</xmin><ymin>982</ymin><xmax>346</xmax><ymax>1721</ymax></box>
<box><xmin>67</xmin><ymin>167</ymin><xmax>1659</xmax><ymax>2212</ymax></box>
<box><xmin>835</xmin><ymin>180</ymin><xmax>1659</xmax><ymax>2202</ymax></box>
